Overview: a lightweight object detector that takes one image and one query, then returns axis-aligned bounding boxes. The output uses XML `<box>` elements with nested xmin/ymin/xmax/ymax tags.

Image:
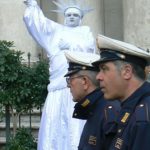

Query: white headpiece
<box><xmin>51</xmin><ymin>0</ymin><xmax>93</xmax><ymax>18</ymax></box>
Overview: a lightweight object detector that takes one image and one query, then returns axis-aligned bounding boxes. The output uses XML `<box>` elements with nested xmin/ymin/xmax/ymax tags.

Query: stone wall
<box><xmin>123</xmin><ymin>0</ymin><xmax>150</xmax><ymax>50</ymax></box>
<box><xmin>0</xmin><ymin>0</ymin><xmax>149</xmax><ymax>60</ymax></box>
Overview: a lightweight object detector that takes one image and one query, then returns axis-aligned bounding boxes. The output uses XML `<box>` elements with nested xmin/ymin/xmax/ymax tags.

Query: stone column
<box><xmin>123</xmin><ymin>0</ymin><xmax>150</xmax><ymax>50</ymax></box>
<box><xmin>102</xmin><ymin>0</ymin><xmax>123</xmax><ymax>40</ymax></box>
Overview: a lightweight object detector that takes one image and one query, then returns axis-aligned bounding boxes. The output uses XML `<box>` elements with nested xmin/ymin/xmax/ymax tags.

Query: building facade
<box><xmin>0</xmin><ymin>0</ymin><xmax>149</xmax><ymax>62</ymax></box>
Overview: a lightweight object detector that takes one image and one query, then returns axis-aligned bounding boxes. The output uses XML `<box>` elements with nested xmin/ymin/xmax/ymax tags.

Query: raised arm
<box><xmin>23</xmin><ymin>0</ymin><xmax>60</xmax><ymax>51</ymax></box>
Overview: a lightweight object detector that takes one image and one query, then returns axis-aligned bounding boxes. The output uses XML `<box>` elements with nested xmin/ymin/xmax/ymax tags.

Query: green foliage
<box><xmin>0</xmin><ymin>40</ymin><xmax>49</xmax><ymax>112</ymax></box>
<box><xmin>30</xmin><ymin>59</ymin><xmax>49</xmax><ymax>108</ymax></box>
<box><xmin>6</xmin><ymin>128</ymin><xmax>37</xmax><ymax>150</ymax></box>
<box><xmin>0</xmin><ymin>41</ymin><xmax>23</xmax><ymax>106</ymax></box>
<box><xmin>16</xmin><ymin>59</ymin><xmax>49</xmax><ymax>111</ymax></box>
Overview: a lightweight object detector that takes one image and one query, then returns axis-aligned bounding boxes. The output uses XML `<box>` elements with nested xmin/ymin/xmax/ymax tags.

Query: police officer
<box><xmin>93</xmin><ymin>34</ymin><xmax>150</xmax><ymax>150</ymax></box>
<box><xmin>64</xmin><ymin>51</ymin><xmax>120</xmax><ymax>150</ymax></box>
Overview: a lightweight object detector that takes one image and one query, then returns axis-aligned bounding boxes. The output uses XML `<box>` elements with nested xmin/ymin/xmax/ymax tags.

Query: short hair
<box><xmin>113</xmin><ymin>60</ymin><xmax>146</xmax><ymax>80</ymax></box>
<box><xmin>76</xmin><ymin>70</ymin><xmax>99</xmax><ymax>88</ymax></box>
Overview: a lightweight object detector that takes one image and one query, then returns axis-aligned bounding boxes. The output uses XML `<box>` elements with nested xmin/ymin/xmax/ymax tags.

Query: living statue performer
<box><xmin>23</xmin><ymin>0</ymin><xmax>95</xmax><ymax>150</ymax></box>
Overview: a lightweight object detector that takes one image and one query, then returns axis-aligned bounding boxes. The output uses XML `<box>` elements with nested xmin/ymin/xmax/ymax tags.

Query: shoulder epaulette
<box><xmin>104</xmin><ymin>104</ymin><xmax>118</xmax><ymax>123</ymax></box>
<box><xmin>135</xmin><ymin>103</ymin><xmax>150</xmax><ymax>122</ymax></box>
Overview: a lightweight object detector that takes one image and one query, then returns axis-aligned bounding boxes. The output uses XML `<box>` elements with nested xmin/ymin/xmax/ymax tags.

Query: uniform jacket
<box><xmin>108</xmin><ymin>82</ymin><xmax>150</xmax><ymax>150</ymax></box>
<box><xmin>73</xmin><ymin>88</ymin><xmax>120</xmax><ymax>150</ymax></box>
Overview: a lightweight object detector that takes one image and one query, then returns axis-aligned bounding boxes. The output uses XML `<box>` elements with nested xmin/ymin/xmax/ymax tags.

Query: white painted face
<box><xmin>64</xmin><ymin>8</ymin><xmax>82</xmax><ymax>27</ymax></box>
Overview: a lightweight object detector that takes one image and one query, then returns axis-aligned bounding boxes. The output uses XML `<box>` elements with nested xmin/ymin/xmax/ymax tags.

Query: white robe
<box><xmin>23</xmin><ymin>1</ymin><xmax>95</xmax><ymax>150</ymax></box>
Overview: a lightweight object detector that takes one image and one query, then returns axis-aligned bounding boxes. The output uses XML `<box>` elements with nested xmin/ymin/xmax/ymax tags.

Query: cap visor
<box><xmin>64</xmin><ymin>70</ymin><xmax>79</xmax><ymax>77</ymax></box>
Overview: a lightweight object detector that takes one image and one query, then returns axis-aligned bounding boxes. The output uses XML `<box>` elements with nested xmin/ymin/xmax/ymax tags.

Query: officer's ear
<box><xmin>121</xmin><ymin>64</ymin><xmax>132</xmax><ymax>80</ymax></box>
<box><xmin>81</xmin><ymin>75</ymin><xmax>87</xmax><ymax>83</ymax></box>
<box><xmin>81</xmin><ymin>75</ymin><xmax>91</xmax><ymax>89</ymax></box>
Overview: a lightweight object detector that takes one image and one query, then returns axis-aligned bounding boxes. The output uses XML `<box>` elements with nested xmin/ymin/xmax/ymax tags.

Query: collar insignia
<box><xmin>121</xmin><ymin>112</ymin><xmax>130</xmax><ymax>123</ymax></box>
<box><xmin>81</xmin><ymin>99</ymin><xmax>90</xmax><ymax>107</ymax></box>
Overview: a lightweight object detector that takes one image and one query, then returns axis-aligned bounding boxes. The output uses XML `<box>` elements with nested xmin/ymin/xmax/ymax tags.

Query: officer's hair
<box><xmin>77</xmin><ymin>70</ymin><xmax>99</xmax><ymax>88</ymax></box>
<box><xmin>113</xmin><ymin>60</ymin><xmax>145</xmax><ymax>81</ymax></box>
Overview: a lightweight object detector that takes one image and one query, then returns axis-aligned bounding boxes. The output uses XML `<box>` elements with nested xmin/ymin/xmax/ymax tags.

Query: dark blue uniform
<box><xmin>73</xmin><ymin>88</ymin><xmax>120</xmax><ymax>150</ymax></box>
<box><xmin>108</xmin><ymin>82</ymin><xmax>150</xmax><ymax>150</ymax></box>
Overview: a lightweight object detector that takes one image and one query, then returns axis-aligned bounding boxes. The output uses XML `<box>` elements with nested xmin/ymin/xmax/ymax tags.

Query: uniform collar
<box><xmin>117</xmin><ymin>82</ymin><xmax>150</xmax><ymax>125</ymax></box>
<box><xmin>73</xmin><ymin>88</ymin><xmax>103</xmax><ymax>119</ymax></box>
<box><xmin>121</xmin><ymin>82</ymin><xmax>150</xmax><ymax>109</ymax></box>
<box><xmin>76</xmin><ymin>88</ymin><xmax>103</xmax><ymax>108</ymax></box>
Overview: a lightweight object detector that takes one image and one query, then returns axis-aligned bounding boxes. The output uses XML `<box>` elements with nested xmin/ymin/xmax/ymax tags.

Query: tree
<box><xmin>0</xmin><ymin>40</ymin><xmax>49</xmax><ymax>146</ymax></box>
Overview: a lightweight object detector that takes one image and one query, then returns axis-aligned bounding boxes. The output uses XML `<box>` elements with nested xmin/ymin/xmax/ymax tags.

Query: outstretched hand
<box><xmin>58</xmin><ymin>39</ymin><xmax>70</xmax><ymax>50</ymax></box>
<box><xmin>24</xmin><ymin>0</ymin><xmax>30</xmax><ymax>5</ymax></box>
<box><xmin>24</xmin><ymin>0</ymin><xmax>36</xmax><ymax>6</ymax></box>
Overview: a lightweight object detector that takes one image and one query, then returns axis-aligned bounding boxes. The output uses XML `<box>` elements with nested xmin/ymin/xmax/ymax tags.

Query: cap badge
<box><xmin>116</xmin><ymin>53</ymin><xmax>126</xmax><ymax>59</ymax></box>
<box><xmin>82</xmin><ymin>66</ymin><xmax>87</xmax><ymax>70</ymax></box>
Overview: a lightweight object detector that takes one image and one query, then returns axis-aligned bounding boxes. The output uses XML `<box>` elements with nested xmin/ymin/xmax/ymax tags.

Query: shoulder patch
<box><xmin>88</xmin><ymin>135</ymin><xmax>97</xmax><ymax>146</ymax></box>
<box><xmin>135</xmin><ymin>103</ymin><xmax>150</xmax><ymax>122</ymax></box>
